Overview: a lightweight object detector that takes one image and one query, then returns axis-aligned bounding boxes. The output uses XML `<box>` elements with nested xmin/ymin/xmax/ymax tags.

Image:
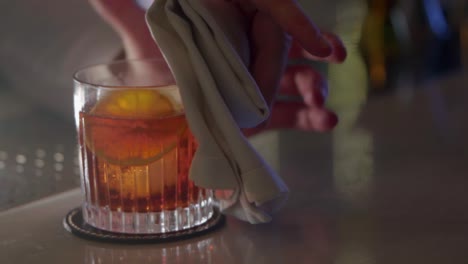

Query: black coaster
<box><xmin>63</xmin><ymin>207</ymin><xmax>225</xmax><ymax>244</ymax></box>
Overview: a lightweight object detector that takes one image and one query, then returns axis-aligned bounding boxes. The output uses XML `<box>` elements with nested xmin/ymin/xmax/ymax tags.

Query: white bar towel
<box><xmin>146</xmin><ymin>0</ymin><xmax>288</xmax><ymax>223</ymax></box>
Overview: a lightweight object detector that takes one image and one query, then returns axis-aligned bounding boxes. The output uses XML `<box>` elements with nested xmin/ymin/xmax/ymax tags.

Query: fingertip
<box><xmin>310</xmin><ymin>110</ymin><xmax>338</xmax><ymax>132</ymax></box>
<box><xmin>307</xmin><ymin>36</ymin><xmax>333</xmax><ymax>58</ymax></box>
<box><xmin>301</xmin><ymin>32</ymin><xmax>347</xmax><ymax>63</ymax></box>
<box><xmin>323</xmin><ymin>32</ymin><xmax>347</xmax><ymax>63</ymax></box>
<box><xmin>332</xmin><ymin>40</ymin><xmax>347</xmax><ymax>63</ymax></box>
<box><xmin>327</xmin><ymin>111</ymin><xmax>339</xmax><ymax>129</ymax></box>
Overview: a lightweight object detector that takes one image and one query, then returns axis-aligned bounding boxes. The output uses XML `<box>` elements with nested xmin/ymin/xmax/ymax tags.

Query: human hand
<box><xmin>88</xmin><ymin>0</ymin><xmax>346</xmax><ymax>133</ymax></box>
<box><xmin>231</xmin><ymin>0</ymin><xmax>347</xmax><ymax>132</ymax></box>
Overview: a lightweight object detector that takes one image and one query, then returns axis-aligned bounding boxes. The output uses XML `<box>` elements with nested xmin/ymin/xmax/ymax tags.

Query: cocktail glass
<box><xmin>73</xmin><ymin>59</ymin><xmax>213</xmax><ymax>234</ymax></box>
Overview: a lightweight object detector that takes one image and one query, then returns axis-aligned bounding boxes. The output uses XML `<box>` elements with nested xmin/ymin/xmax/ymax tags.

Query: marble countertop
<box><xmin>1</xmin><ymin>70</ymin><xmax>468</xmax><ymax>263</ymax></box>
<box><xmin>0</xmin><ymin>90</ymin><xmax>80</xmax><ymax>211</ymax></box>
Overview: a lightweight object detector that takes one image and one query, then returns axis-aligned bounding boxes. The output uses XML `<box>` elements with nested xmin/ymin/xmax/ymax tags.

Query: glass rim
<box><xmin>73</xmin><ymin>57</ymin><xmax>173</xmax><ymax>89</ymax></box>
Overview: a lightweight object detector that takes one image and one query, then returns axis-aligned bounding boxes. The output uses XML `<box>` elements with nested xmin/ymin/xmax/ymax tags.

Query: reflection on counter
<box><xmin>82</xmin><ymin>210</ymin><xmax>336</xmax><ymax>264</ymax></box>
<box><xmin>83</xmin><ymin>230</ymin><xmax>259</xmax><ymax>264</ymax></box>
<box><xmin>85</xmin><ymin>237</ymin><xmax>217</xmax><ymax>264</ymax></box>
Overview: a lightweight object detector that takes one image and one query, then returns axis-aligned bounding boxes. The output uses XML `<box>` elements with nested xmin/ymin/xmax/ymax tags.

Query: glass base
<box><xmin>83</xmin><ymin>198</ymin><xmax>213</xmax><ymax>234</ymax></box>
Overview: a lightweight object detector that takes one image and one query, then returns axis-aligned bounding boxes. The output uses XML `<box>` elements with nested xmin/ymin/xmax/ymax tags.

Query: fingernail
<box><xmin>310</xmin><ymin>110</ymin><xmax>338</xmax><ymax>132</ymax></box>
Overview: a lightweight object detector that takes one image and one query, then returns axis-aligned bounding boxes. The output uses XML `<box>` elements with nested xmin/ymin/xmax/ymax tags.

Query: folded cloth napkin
<box><xmin>146</xmin><ymin>0</ymin><xmax>288</xmax><ymax>223</ymax></box>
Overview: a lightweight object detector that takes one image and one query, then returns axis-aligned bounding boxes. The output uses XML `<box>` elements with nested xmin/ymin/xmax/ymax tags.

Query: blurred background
<box><xmin>0</xmin><ymin>0</ymin><xmax>467</xmax><ymax>210</ymax></box>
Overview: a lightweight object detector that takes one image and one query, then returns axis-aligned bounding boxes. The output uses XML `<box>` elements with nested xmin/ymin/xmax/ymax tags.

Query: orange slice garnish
<box><xmin>83</xmin><ymin>87</ymin><xmax>186</xmax><ymax>166</ymax></box>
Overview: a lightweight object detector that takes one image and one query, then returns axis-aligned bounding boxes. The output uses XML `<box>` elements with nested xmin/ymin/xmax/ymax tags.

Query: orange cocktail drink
<box><xmin>74</xmin><ymin>60</ymin><xmax>213</xmax><ymax>234</ymax></box>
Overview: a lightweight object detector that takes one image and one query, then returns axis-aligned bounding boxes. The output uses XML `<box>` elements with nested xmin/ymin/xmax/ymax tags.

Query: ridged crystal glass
<box><xmin>73</xmin><ymin>59</ymin><xmax>213</xmax><ymax>234</ymax></box>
